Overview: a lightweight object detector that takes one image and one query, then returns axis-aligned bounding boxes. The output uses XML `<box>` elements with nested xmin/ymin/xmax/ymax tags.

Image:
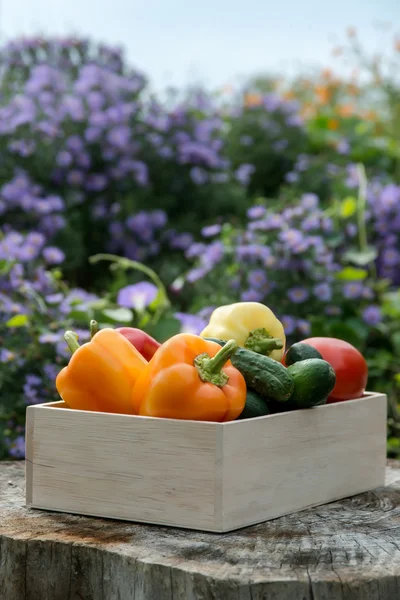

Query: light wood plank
<box><xmin>28</xmin><ymin>406</ymin><xmax>218</xmax><ymax>530</ymax></box>
<box><xmin>221</xmin><ymin>394</ymin><xmax>387</xmax><ymax>531</ymax></box>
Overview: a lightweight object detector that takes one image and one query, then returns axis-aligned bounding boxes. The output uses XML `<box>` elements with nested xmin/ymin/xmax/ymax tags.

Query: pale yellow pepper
<box><xmin>200</xmin><ymin>302</ymin><xmax>286</xmax><ymax>361</ymax></box>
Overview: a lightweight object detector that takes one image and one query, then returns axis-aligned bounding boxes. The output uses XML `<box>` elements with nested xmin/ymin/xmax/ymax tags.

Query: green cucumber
<box><xmin>205</xmin><ymin>338</ymin><xmax>294</xmax><ymax>402</ymax></box>
<box><xmin>237</xmin><ymin>390</ymin><xmax>270</xmax><ymax>420</ymax></box>
<box><xmin>231</xmin><ymin>348</ymin><xmax>294</xmax><ymax>402</ymax></box>
<box><xmin>285</xmin><ymin>342</ymin><xmax>323</xmax><ymax>366</ymax></box>
<box><xmin>287</xmin><ymin>358</ymin><xmax>336</xmax><ymax>409</ymax></box>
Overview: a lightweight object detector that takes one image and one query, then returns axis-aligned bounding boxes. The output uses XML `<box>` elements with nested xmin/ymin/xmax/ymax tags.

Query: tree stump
<box><xmin>0</xmin><ymin>461</ymin><xmax>399</xmax><ymax>600</ymax></box>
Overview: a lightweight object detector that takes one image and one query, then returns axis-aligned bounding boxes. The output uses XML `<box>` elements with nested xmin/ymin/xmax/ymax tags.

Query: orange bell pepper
<box><xmin>56</xmin><ymin>328</ymin><xmax>147</xmax><ymax>414</ymax></box>
<box><xmin>132</xmin><ymin>333</ymin><xmax>246</xmax><ymax>422</ymax></box>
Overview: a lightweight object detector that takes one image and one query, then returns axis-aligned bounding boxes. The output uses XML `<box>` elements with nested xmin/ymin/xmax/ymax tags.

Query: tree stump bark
<box><xmin>0</xmin><ymin>460</ymin><xmax>399</xmax><ymax>600</ymax></box>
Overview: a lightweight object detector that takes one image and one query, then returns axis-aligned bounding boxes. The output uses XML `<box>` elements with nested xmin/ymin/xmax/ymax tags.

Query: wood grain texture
<box><xmin>1</xmin><ymin>460</ymin><xmax>399</xmax><ymax>600</ymax></box>
<box><xmin>26</xmin><ymin>394</ymin><xmax>387</xmax><ymax>532</ymax></box>
<box><xmin>27</xmin><ymin>404</ymin><xmax>219</xmax><ymax>530</ymax></box>
<box><xmin>222</xmin><ymin>393</ymin><xmax>387</xmax><ymax>530</ymax></box>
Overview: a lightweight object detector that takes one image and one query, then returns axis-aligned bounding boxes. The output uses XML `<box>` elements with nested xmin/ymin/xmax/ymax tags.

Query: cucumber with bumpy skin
<box><xmin>237</xmin><ymin>390</ymin><xmax>270</xmax><ymax>419</ymax></box>
<box><xmin>205</xmin><ymin>338</ymin><xmax>294</xmax><ymax>402</ymax></box>
<box><xmin>287</xmin><ymin>358</ymin><xmax>336</xmax><ymax>408</ymax></box>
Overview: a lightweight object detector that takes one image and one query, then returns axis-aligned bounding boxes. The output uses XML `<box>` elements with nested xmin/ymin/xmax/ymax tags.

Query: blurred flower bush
<box><xmin>1</xmin><ymin>33</ymin><xmax>399</xmax><ymax>458</ymax></box>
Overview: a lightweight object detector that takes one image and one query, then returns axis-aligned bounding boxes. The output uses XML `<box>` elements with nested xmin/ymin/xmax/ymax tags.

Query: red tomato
<box><xmin>299</xmin><ymin>337</ymin><xmax>368</xmax><ymax>402</ymax></box>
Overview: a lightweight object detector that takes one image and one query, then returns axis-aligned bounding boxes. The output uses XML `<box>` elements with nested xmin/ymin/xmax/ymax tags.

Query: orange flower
<box><xmin>327</xmin><ymin>118</ymin><xmax>339</xmax><ymax>131</ymax></box>
<box><xmin>337</xmin><ymin>104</ymin><xmax>354</xmax><ymax>117</ymax></box>
<box><xmin>315</xmin><ymin>85</ymin><xmax>331</xmax><ymax>104</ymax></box>
<box><xmin>244</xmin><ymin>93</ymin><xmax>263</xmax><ymax>108</ymax></box>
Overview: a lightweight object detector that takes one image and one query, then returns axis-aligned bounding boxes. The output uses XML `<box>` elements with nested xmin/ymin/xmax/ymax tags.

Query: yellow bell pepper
<box><xmin>200</xmin><ymin>302</ymin><xmax>286</xmax><ymax>361</ymax></box>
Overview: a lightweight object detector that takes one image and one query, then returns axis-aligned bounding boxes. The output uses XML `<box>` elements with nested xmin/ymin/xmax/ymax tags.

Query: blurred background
<box><xmin>0</xmin><ymin>1</ymin><xmax>399</xmax><ymax>458</ymax></box>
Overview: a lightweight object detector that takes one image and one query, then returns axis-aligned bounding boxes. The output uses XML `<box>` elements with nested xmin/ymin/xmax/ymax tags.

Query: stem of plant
<box><xmin>64</xmin><ymin>331</ymin><xmax>80</xmax><ymax>354</ymax></box>
<box><xmin>90</xmin><ymin>320</ymin><xmax>99</xmax><ymax>339</ymax></box>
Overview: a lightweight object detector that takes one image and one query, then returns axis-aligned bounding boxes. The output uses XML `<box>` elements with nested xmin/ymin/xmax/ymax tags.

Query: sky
<box><xmin>0</xmin><ymin>1</ymin><xmax>399</xmax><ymax>91</ymax></box>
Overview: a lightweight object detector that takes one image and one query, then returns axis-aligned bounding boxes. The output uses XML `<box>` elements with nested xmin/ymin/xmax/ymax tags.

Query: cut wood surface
<box><xmin>0</xmin><ymin>460</ymin><xmax>399</xmax><ymax>600</ymax></box>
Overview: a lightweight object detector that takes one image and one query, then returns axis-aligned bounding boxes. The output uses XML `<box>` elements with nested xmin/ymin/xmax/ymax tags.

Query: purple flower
<box><xmin>66</xmin><ymin>135</ymin><xmax>84</xmax><ymax>153</ymax></box>
<box><xmin>362</xmin><ymin>305</ymin><xmax>382</xmax><ymax>326</ymax></box>
<box><xmin>107</xmin><ymin>125</ymin><xmax>131</xmax><ymax>149</ymax></box>
<box><xmin>296</xmin><ymin>319</ymin><xmax>311</xmax><ymax>335</ymax></box>
<box><xmin>186</xmin><ymin>266</ymin><xmax>210</xmax><ymax>282</ymax></box>
<box><xmin>43</xmin><ymin>247</ymin><xmax>65</xmax><ymax>264</ymax></box>
<box><xmin>285</xmin><ymin>171</ymin><xmax>299</xmax><ymax>183</ymax></box>
<box><xmin>301</xmin><ymin>193</ymin><xmax>319</xmax><ymax>210</ymax></box>
<box><xmin>174</xmin><ymin>312</ymin><xmax>206</xmax><ymax>335</ymax></box>
<box><xmin>235</xmin><ymin>163</ymin><xmax>256</xmax><ymax>186</ymax></box>
<box><xmin>287</xmin><ymin>287</ymin><xmax>309</xmax><ymax>303</ymax></box>
<box><xmin>151</xmin><ymin>210</ymin><xmax>168</xmax><ymax>229</ymax></box>
<box><xmin>5</xmin><ymin>436</ymin><xmax>25</xmax><ymax>459</ymax></box>
<box><xmin>26</xmin><ymin>374</ymin><xmax>42</xmax><ymax>387</ymax></box>
<box><xmin>0</xmin><ymin>349</ymin><xmax>16</xmax><ymax>362</ymax></box>
<box><xmin>190</xmin><ymin>167</ymin><xmax>208</xmax><ymax>185</ymax></box>
<box><xmin>382</xmin><ymin>248</ymin><xmax>400</xmax><ymax>267</ymax></box>
<box><xmin>240</xmin><ymin>289</ymin><xmax>264</xmax><ymax>302</ymax></box>
<box><xmin>248</xmin><ymin>269</ymin><xmax>267</xmax><ymax>289</ymax></box>
<box><xmin>169</xmin><ymin>233</ymin><xmax>194</xmax><ymax>250</ymax></box>
<box><xmin>247</xmin><ymin>205</ymin><xmax>266</xmax><ymax>220</ymax></box>
<box><xmin>263</xmin><ymin>93</ymin><xmax>281</xmax><ymax>112</ymax></box>
<box><xmin>379</xmin><ymin>184</ymin><xmax>400</xmax><ymax>210</ymax></box>
<box><xmin>117</xmin><ymin>282</ymin><xmax>158</xmax><ymax>311</ymax></box>
<box><xmin>39</xmin><ymin>332</ymin><xmax>62</xmax><ymax>344</ymax></box>
<box><xmin>185</xmin><ymin>242</ymin><xmax>206</xmax><ymax>259</ymax></box>
<box><xmin>45</xmin><ymin>293</ymin><xmax>64</xmax><ymax>304</ymax></box>
<box><xmin>43</xmin><ymin>363</ymin><xmax>60</xmax><ymax>380</ymax></box>
<box><xmin>279</xmin><ymin>229</ymin><xmax>304</xmax><ymax>248</ymax></box>
<box><xmin>343</xmin><ymin>282</ymin><xmax>364</xmax><ymax>299</ymax></box>
<box><xmin>17</xmin><ymin>245</ymin><xmax>40</xmax><ymax>261</ymax></box>
<box><xmin>26</xmin><ymin>232</ymin><xmax>45</xmax><ymax>247</ymax></box>
<box><xmin>202</xmin><ymin>241</ymin><xmax>225</xmax><ymax>266</ymax></box>
<box><xmin>337</xmin><ymin>139</ymin><xmax>350</xmax><ymax>155</ymax></box>
<box><xmin>281</xmin><ymin>315</ymin><xmax>296</xmax><ymax>335</ymax></box>
<box><xmin>67</xmin><ymin>170</ymin><xmax>85</xmax><ymax>186</ymax></box>
<box><xmin>56</xmin><ymin>150</ymin><xmax>73</xmax><ymax>167</ymax></box>
<box><xmin>86</xmin><ymin>173</ymin><xmax>108</xmax><ymax>192</ymax></box>
<box><xmin>201</xmin><ymin>224</ymin><xmax>221</xmax><ymax>237</ymax></box>
<box><xmin>313</xmin><ymin>283</ymin><xmax>332</xmax><ymax>302</ymax></box>
<box><xmin>236</xmin><ymin>244</ymin><xmax>271</xmax><ymax>262</ymax></box>
<box><xmin>346</xmin><ymin>164</ymin><xmax>359</xmax><ymax>188</ymax></box>
<box><xmin>286</xmin><ymin>114</ymin><xmax>303</xmax><ymax>127</ymax></box>
<box><xmin>197</xmin><ymin>306</ymin><xmax>216</xmax><ymax>320</ymax></box>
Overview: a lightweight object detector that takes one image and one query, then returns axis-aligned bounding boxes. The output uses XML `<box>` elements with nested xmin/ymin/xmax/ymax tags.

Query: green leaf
<box><xmin>0</xmin><ymin>259</ymin><xmax>14</xmax><ymax>275</ymax></box>
<box><xmin>340</xmin><ymin>196</ymin><xmax>357</xmax><ymax>218</ymax></box>
<box><xmin>6</xmin><ymin>314</ymin><xmax>29</xmax><ymax>328</ymax></box>
<box><xmin>69</xmin><ymin>310</ymin><xmax>92</xmax><ymax>323</ymax></box>
<box><xmin>327</xmin><ymin>321</ymin><xmax>365</xmax><ymax>348</ymax></box>
<box><xmin>343</xmin><ymin>247</ymin><xmax>378</xmax><ymax>266</ymax></box>
<box><xmin>335</xmin><ymin>267</ymin><xmax>368</xmax><ymax>281</ymax></box>
<box><xmin>145</xmin><ymin>316</ymin><xmax>181</xmax><ymax>343</ymax></box>
<box><xmin>102</xmin><ymin>308</ymin><xmax>133</xmax><ymax>323</ymax></box>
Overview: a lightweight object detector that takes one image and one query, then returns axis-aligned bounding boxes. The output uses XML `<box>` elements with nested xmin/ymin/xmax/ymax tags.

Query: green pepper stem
<box><xmin>90</xmin><ymin>320</ymin><xmax>99</xmax><ymax>339</ymax></box>
<box><xmin>206</xmin><ymin>339</ymin><xmax>238</xmax><ymax>373</ymax></box>
<box><xmin>64</xmin><ymin>331</ymin><xmax>80</xmax><ymax>354</ymax></box>
<box><xmin>244</xmin><ymin>327</ymin><xmax>283</xmax><ymax>355</ymax></box>
<box><xmin>194</xmin><ymin>339</ymin><xmax>238</xmax><ymax>387</ymax></box>
<box><xmin>245</xmin><ymin>337</ymin><xmax>283</xmax><ymax>354</ymax></box>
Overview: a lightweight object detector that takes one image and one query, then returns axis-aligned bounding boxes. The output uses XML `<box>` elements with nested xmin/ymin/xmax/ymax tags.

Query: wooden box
<box><xmin>25</xmin><ymin>392</ymin><xmax>387</xmax><ymax>532</ymax></box>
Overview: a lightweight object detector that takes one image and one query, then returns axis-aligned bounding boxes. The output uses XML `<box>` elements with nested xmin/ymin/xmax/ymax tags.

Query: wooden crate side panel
<box><xmin>25</xmin><ymin>406</ymin><xmax>35</xmax><ymax>505</ymax></box>
<box><xmin>221</xmin><ymin>394</ymin><xmax>387</xmax><ymax>531</ymax></box>
<box><xmin>29</xmin><ymin>407</ymin><xmax>218</xmax><ymax>530</ymax></box>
